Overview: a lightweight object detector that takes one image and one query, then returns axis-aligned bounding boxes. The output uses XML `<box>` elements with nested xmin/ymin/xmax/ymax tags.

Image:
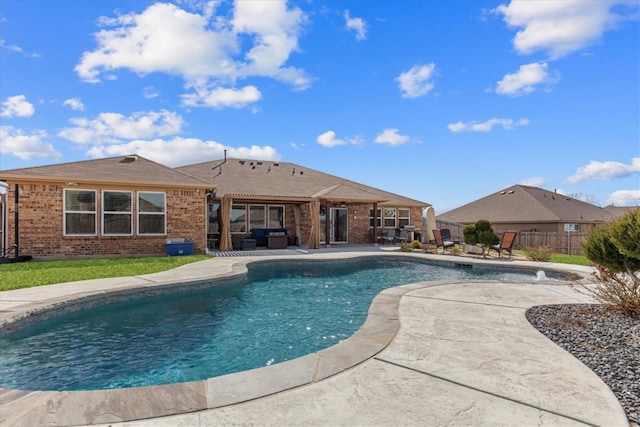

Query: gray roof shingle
<box><xmin>438</xmin><ymin>185</ymin><xmax>619</xmax><ymax>224</ymax></box>
<box><xmin>176</xmin><ymin>158</ymin><xmax>429</xmax><ymax>206</ymax></box>
<box><xmin>0</xmin><ymin>155</ymin><xmax>210</xmax><ymax>188</ymax></box>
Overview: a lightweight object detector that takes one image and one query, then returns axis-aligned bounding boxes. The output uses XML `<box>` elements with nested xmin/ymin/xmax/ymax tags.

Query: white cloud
<box><xmin>0</xmin><ymin>126</ymin><xmax>62</xmax><ymax>160</ymax></box>
<box><xmin>86</xmin><ymin>137</ymin><xmax>280</xmax><ymax>167</ymax></box>
<box><xmin>606</xmin><ymin>189</ymin><xmax>640</xmax><ymax>206</ymax></box>
<box><xmin>448</xmin><ymin>117</ymin><xmax>530</xmax><ymax>132</ymax></box>
<box><xmin>181</xmin><ymin>85</ymin><xmax>262</xmax><ymax>109</ymax></box>
<box><xmin>494</xmin><ymin>0</ymin><xmax>634</xmax><ymax>59</ymax></box>
<box><xmin>63</xmin><ymin>98</ymin><xmax>85</xmax><ymax>111</ymax></box>
<box><xmin>316</xmin><ymin>130</ymin><xmax>346</xmax><ymax>148</ymax></box>
<box><xmin>496</xmin><ymin>62</ymin><xmax>558</xmax><ymax>96</ymax></box>
<box><xmin>75</xmin><ymin>1</ymin><xmax>310</xmax><ymax>98</ymax></box>
<box><xmin>375</xmin><ymin>128</ymin><xmax>410</xmax><ymax>146</ymax></box>
<box><xmin>344</xmin><ymin>10</ymin><xmax>367</xmax><ymax>41</ymax></box>
<box><xmin>396</xmin><ymin>63</ymin><xmax>436</xmax><ymax>99</ymax></box>
<box><xmin>0</xmin><ymin>95</ymin><xmax>35</xmax><ymax>117</ymax></box>
<box><xmin>143</xmin><ymin>86</ymin><xmax>160</xmax><ymax>99</ymax></box>
<box><xmin>518</xmin><ymin>176</ymin><xmax>546</xmax><ymax>187</ymax></box>
<box><xmin>232</xmin><ymin>0</ymin><xmax>310</xmax><ymax>88</ymax></box>
<box><xmin>566</xmin><ymin>157</ymin><xmax>640</xmax><ymax>183</ymax></box>
<box><xmin>58</xmin><ymin>110</ymin><xmax>185</xmax><ymax>144</ymax></box>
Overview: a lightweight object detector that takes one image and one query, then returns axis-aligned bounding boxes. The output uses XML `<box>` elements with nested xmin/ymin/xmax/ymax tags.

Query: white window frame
<box><xmin>268</xmin><ymin>205</ymin><xmax>285</xmax><ymax>228</ymax></box>
<box><xmin>102</xmin><ymin>190</ymin><xmax>133</xmax><ymax>236</ymax></box>
<box><xmin>249</xmin><ymin>205</ymin><xmax>266</xmax><ymax>231</ymax></box>
<box><xmin>398</xmin><ymin>208</ymin><xmax>410</xmax><ymax>228</ymax></box>
<box><xmin>63</xmin><ymin>189</ymin><xmax>97</xmax><ymax>236</ymax></box>
<box><xmin>383</xmin><ymin>208</ymin><xmax>397</xmax><ymax>228</ymax></box>
<box><xmin>137</xmin><ymin>191</ymin><xmax>166</xmax><ymax>235</ymax></box>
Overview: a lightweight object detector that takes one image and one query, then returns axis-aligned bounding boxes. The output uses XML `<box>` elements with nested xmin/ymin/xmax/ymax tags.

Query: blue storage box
<box><xmin>166</xmin><ymin>240</ymin><xmax>194</xmax><ymax>256</ymax></box>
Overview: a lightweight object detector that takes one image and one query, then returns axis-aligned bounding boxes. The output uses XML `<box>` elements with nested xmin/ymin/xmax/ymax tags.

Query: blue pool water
<box><xmin>0</xmin><ymin>257</ymin><xmax>544</xmax><ymax>391</ymax></box>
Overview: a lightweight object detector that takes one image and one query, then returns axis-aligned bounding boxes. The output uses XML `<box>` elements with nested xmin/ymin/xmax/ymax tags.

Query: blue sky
<box><xmin>1</xmin><ymin>0</ymin><xmax>638</xmax><ymax>213</ymax></box>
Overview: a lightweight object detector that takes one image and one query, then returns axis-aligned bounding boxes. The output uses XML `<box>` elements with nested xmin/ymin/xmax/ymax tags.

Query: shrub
<box><xmin>524</xmin><ymin>246</ymin><xmax>553</xmax><ymax>262</ymax></box>
<box><xmin>410</xmin><ymin>240</ymin><xmax>422</xmax><ymax>249</ymax></box>
<box><xmin>462</xmin><ymin>219</ymin><xmax>499</xmax><ymax>258</ymax></box>
<box><xmin>578</xmin><ymin>209</ymin><xmax>640</xmax><ymax>318</ymax></box>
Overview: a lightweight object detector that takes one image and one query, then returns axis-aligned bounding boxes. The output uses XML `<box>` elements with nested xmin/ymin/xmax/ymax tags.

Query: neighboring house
<box><xmin>176</xmin><ymin>156</ymin><xmax>429</xmax><ymax>251</ymax></box>
<box><xmin>0</xmin><ymin>154</ymin><xmax>430</xmax><ymax>258</ymax></box>
<box><xmin>0</xmin><ymin>155</ymin><xmax>210</xmax><ymax>258</ymax></box>
<box><xmin>437</xmin><ymin>184</ymin><xmax>627</xmax><ymax>235</ymax></box>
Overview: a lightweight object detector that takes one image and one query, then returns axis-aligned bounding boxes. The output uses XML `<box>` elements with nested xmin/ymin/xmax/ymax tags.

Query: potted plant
<box><xmin>462</xmin><ymin>219</ymin><xmax>500</xmax><ymax>258</ymax></box>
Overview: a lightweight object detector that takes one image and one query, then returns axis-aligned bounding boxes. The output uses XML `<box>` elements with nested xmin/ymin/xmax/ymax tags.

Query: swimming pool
<box><xmin>0</xmin><ymin>256</ymin><xmax>553</xmax><ymax>391</ymax></box>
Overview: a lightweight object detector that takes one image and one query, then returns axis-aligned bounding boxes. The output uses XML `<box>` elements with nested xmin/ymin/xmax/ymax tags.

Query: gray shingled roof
<box><xmin>438</xmin><ymin>185</ymin><xmax>618</xmax><ymax>224</ymax></box>
<box><xmin>176</xmin><ymin>158</ymin><xmax>429</xmax><ymax>206</ymax></box>
<box><xmin>0</xmin><ymin>155</ymin><xmax>209</xmax><ymax>188</ymax></box>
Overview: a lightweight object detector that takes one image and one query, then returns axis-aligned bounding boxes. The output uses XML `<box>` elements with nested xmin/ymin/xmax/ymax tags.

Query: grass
<box><xmin>0</xmin><ymin>255</ymin><xmax>212</xmax><ymax>291</ymax></box>
<box><xmin>0</xmin><ymin>250</ymin><xmax>593</xmax><ymax>292</ymax></box>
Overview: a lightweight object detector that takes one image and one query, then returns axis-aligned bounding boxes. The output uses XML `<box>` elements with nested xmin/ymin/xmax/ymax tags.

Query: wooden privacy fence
<box><xmin>515</xmin><ymin>232</ymin><xmax>589</xmax><ymax>256</ymax></box>
<box><xmin>432</xmin><ymin>220</ymin><xmax>589</xmax><ymax>255</ymax></box>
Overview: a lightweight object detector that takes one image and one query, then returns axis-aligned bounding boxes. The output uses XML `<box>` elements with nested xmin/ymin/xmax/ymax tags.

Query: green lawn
<box><xmin>0</xmin><ymin>255</ymin><xmax>212</xmax><ymax>291</ymax></box>
<box><xmin>0</xmin><ymin>250</ymin><xmax>593</xmax><ymax>292</ymax></box>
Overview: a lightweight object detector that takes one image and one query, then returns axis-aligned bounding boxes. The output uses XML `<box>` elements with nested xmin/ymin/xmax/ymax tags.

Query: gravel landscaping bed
<box><xmin>526</xmin><ymin>304</ymin><xmax>640</xmax><ymax>425</ymax></box>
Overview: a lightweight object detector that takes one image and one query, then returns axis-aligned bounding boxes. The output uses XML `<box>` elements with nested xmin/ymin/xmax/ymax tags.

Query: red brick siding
<box><xmin>4</xmin><ymin>182</ymin><xmax>206</xmax><ymax>258</ymax></box>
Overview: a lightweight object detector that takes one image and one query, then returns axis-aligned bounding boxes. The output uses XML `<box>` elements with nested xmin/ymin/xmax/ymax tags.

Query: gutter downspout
<box><xmin>14</xmin><ymin>184</ymin><xmax>19</xmax><ymax>260</ymax></box>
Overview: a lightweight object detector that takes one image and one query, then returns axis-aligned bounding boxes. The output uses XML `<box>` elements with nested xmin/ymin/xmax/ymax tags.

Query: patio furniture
<box><xmin>489</xmin><ymin>231</ymin><xmax>517</xmax><ymax>259</ymax></box>
<box><xmin>378</xmin><ymin>229</ymin><xmax>395</xmax><ymax>245</ymax></box>
<box><xmin>433</xmin><ymin>229</ymin><xmax>455</xmax><ymax>254</ymax></box>
<box><xmin>396</xmin><ymin>229</ymin><xmax>409</xmax><ymax>244</ymax></box>
<box><xmin>441</xmin><ymin>229</ymin><xmax>461</xmax><ymax>245</ymax></box>
<box><xmin>267</xmin><ymin>233</ymin><xmax>288</xmax><ymax>249</ymax></box>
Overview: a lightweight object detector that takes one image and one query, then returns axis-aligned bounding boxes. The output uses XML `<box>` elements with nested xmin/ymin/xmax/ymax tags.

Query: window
<box><xmin>398</xmin><ymin>209</ymin><xmax>410</xmax><ymax>228</ymax></box>
<box><xmin>383</xmin><ymin>208</ymin><xmax>396</xmax><ymax>228</ymax></box>
<box><xmin>369</xmin><ymin>208</ymin><xmax>381</xmax><ymax>228</ymax></box>
<box><xmin>230</xmin><ymin>204</ymin><xmax>247</xmax><ymax>233</ymax></box>
<box><xmin>268</xmin><ymin>206</ymin><xmax>284</xmax><ymax>228</ymax></box>
<box><xmin>64</xmin><ymin>189</ymin><xmax>96</xmax><ymax>235</ymax></box>
<box><xmin>103</xmin><ymin>191</ymin><xmax>132</xmax><ymax>235</ymax></box>
<box><xmin>249</xmin><ymin>205</ymin><xmax>266</xmax><ymax>231</ymax></box>
<box><xmin>138</xmin><ymin>192</ymin><xmax>166</xmax><ymax>235</ymax></box>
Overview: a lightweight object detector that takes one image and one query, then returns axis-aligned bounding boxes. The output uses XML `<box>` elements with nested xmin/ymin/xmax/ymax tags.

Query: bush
<box><xmin>463</xmin><ymin>219</ymin><xmax>499</xmax><ymax>258</ymax></box>
<box><xmin>410</xmin><ymin>240</ymin><xmax>422</xmax><ymax>249</ymax></box>
<box><xmin>578</xmin><ymin>209</ymin><xmax>640</xmax><ymax>318</ymax></box>
<box><xmin>524</xmin><ymin>246</ymin><xmax>553</xmax><ymax>262</ymax></box>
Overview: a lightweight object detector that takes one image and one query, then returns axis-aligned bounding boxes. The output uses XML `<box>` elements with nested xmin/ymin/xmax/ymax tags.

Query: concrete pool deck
<box><xmin>0</xmin><ymin>248</ymin><xmax>629</xmax><ymax>426</ymax></box>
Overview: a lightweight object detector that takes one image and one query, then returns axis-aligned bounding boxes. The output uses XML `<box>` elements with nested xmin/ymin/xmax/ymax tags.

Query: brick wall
<box><xmin>4</xmin><ymin>181</ymin><xmax>206</xmax><ymax>258</ymax></box>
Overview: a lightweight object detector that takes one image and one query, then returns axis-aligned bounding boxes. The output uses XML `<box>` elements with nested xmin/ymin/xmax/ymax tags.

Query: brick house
<box><xmin>1</xmin><ymin>154</ymin><xmax>430</xmax><ymax>258</ymax></box>
<box><xmin>0</xmin><ymin>155</ymin><xmax>210</xmax><ymax>258</ymax></box>
<box><xmin>179</xmin><ymin>156</ymin><xmax>429</xmax><ymax>251</ymax></box>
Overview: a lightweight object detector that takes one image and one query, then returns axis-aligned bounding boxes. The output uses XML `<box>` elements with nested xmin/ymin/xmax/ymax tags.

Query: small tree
<box><xmin>463</xmin><ymin>219</ymin><xmax>499</xmax><ymax>258</ymax></box>
<box><xmin>581</xmin><ymin>209</ymin><xmax>640</xmax><ymax>317</ymax></box>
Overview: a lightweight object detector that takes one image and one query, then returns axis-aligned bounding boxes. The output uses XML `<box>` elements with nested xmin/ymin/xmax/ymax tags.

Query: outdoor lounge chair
<box><xmin>441</xmin><ymin>229</ymin><xmax>461</xmax><ymax>245</ymax></box>
<box><xmin>396</xmin><ymin>229</ymin><xmax>409</xmax><ymax>244</ymax></box>
<box><xmin>433</xmin><ymin>229</ymin><xmax>455</xmax><ymax>253</ymax></box>
<box><xmin>378</xmin><ymin>229</ymin><xmax>395</xmax><ymax>245</ymax></box>
<box><xmin>489</xmin><ymin>231</ymin><xmax>517</xmax><ymax>259</ymax></box>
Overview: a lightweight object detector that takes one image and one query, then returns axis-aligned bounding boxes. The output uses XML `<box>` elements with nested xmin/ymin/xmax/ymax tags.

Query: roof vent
<box><xmin>508</xmin><ymin>190</ymin><xmax>514</xmax><ymax>194</ymax></box>
<box><xmin>500</xmin><ymin>191</ymin><xmax>506</xmax><ymax>195</ymax></box>
<box><xmin>239</xmin><ymin>160</ymin><xmax>245</xmax><ymax>165</ymax></box>
<box><xmin>121</xmin><ymin>155</ymin><xmax>137</xmax><ymax>163</ymax></box>
<box><xmin>257</xmin><ymin>161</ymin><xmax>263</xmax><ymax>165</ymax></box>
<box><xmin>273</xmin><ymin>162</ymin><xmax>279</xmax><ymax>166</ymax></box>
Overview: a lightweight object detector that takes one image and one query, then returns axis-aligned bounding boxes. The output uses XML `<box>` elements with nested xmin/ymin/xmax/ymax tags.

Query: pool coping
<box><xmin>0</xmin><ymin>251</ymin><xmax>596</xmax><ymax>426</ymax></box>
